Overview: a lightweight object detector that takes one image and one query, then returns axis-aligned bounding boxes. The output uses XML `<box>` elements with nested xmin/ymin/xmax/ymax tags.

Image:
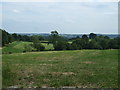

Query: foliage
<box><xmin>32</xmin><ymin>35</ymin><xmax>45</xmax><ymax>51</ymax></box>
<box><xmin>89</xmin><ymin>33</ymin><xmax>97</xmax><ymax>39</ymax></box>
<box><xmin>54</xmin><ymin>40</ymin><xmax>69</xmax><ymax>50</ymax></box>
<box><xmin>1</xmin><ymin>29</ymin><xmax>120</xmax><ymax>50</ymax></box>
<box><xmin>82</xmin><ymin>34</ymin><xmax>88</xmax><ymax>39</ymax></box>
<box><xmin>49</xmin><ymin>31</ymin><xmax>61</xmax><ymax>44</ymax></box>
<box><xmin>88</xmin><ymin>40</ymin><xmax>102</xmax><ymax>49</ymax></box>
<box><xmin>72</xmin><ymin>38</ymin><xmax>89</xmax><ymax>49</ymax></box>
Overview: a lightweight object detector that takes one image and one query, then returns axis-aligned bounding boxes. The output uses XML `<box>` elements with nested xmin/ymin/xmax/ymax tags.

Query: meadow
<box><xmin>2</xmin><ymin>41</ymin><xmax>54</xmax><ymax>54</ymax></box>
<box><xmin>2</xmin><ymin>42</ymin><xmax>118</xmax><ymax>88</ymax></box>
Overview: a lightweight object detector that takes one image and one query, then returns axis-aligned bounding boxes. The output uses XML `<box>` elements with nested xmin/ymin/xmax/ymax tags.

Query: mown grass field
<box><xmin>2</xmin><ymin>41</ymin><xmax>118</xmax><ymax>88</ymax></box>
<box><xmin>2</xmin><ymin>41</ymin><xmax>54</xmax><ymax>54</ymax></box>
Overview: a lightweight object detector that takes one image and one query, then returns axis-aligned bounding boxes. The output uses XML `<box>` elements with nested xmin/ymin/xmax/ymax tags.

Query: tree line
<box><xmin>1</xmin><ymin>29</ymin><xmax>120</xmax><ymax>52</ymax></box>
<box><xmin>1</xmin><ymin>29</ymin><xmax>44</xmax><ymax>47</ymax></box>
<box><xmin>49</xmin><ymin>31</ymin><xmax>120</xmax><ymax>50</ymax></box>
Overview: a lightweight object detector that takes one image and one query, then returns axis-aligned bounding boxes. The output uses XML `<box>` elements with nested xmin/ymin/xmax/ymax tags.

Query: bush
<box><xmin>23</xmin><ymin>50</ymin><xmax>26</xmax><ymax>53</ymax></box>
<box><xmin>34</xmin><ymin>43</ymin><xmax>45</xmax><ymax>51</ymax></box>
<box><xmin>88</xmin><ymin>40</ymin><xmax>102</xmax><ymax>49</ymax></box>
<box><xmin>70</xmin><ymin>43</ymin><xmax>80</xmax><ymax>50</ymax></box>
<box><xmin>72</xmin><ymin>38</ymin><xmax>89</xmax><ymax>49</ymax></box>
<box><xmin>8</xmin><ymin>52</ymin><xmax>12</xmax><ymax>54</ymax></box>
<box><xmin>53</xmin><ymin>40</ymin><xmax>68</xmax><ymax>50</ymax></box>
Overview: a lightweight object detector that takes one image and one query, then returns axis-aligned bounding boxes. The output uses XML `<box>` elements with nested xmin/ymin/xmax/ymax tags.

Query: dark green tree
<box><xmin>54</xmin><ymin>40</ymin><xmax>68</xmax><ymax>50</ymax></box>
<box><xmin>2</xmin><ymin>30</ymin><xmax>9</xmax><ymax>46</ymax></box>
<box><xmin>88</xmin><ymin>40</ymin><xmax>101</xmax><ymax>49</ymax></box>
<box><xmin>49</xmin><ymin>31</ymin><xmax>61</xmax><ymax>44</ymax></box>
<box><xmin>32</xmin><ymin>35</ymin><xmax>45</xmax><ymax>51</ymax></box>
<box><xmin>12</xmin><ymin>33</ymin><xmax>18</xmax><ymax>41</ymax></box>
<box><xmin>89</xmin><ymin>33</ymin><xmax>97</xmax><ymax>39</ymax></box>
<box><xmin>82</xmin><ymin>34</ymin><xmax>88</xmax><ymax>39</ymax></box>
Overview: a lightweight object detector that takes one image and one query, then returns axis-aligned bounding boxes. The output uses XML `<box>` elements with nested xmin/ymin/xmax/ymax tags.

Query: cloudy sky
<box><xmin>1</xmin><ymin>2</ymin><xmax>118</xmax><ymax>34</ymax></box>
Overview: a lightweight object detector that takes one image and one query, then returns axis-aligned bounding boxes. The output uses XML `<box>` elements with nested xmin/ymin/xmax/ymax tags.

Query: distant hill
<box><xmin>13</xmin><ymin>33</ymin><xmax>119</xmax><ymax>39</ymax></box>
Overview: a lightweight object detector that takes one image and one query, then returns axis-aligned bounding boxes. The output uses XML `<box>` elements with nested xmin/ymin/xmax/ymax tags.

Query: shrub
<box><xmin>70</xmin><ymin>43</ymin><xmax>80</xmax><ymax>50</ymax></box>
<box><xmin>8</xmin><ymin>52</ymin><xmax>12</xmax><ymax>54</ymax></box>
<box><xmin>88</xmin><ymin>40</ymin><xmax>102</xmax><ymax>49</ymax></box>
<box><xmin>53</xmin><ymin>40</ymin><xmax>68</xmax><ymax>50</ymax></box>
<box><xmin>34</xmin><ymin>43</ymin><xmax>45</xmax><ymax>51</ymax></box>
<box><xmin>23</xmin><ymin>50</ymin><xmax>26</xmax><ymax>53</ymax></box>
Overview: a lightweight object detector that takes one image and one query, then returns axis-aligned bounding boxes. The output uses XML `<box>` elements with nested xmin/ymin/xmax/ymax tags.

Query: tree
<box><xmin>2</xmin><ymin>30</ymin><xmax>9</xmax><ymax>46</ymax></box>
<box><xmin>38</xmin><ymin>36</ymin><xmax>44</xmax><ymax>41</ymax></box>
<box><xmin>72</xmin><ymin>39</ymin><xmax>82</xmax><ymax>49</ymax></box>
<box><xmin>82</xmin><ymin>34</ymin><xmax>88</xmax><ymax>39</ymax></box>
<box><xmin>53</xmin><ymin>40</ymin><xmax>68</xmax><ymax>50</ymax></box>
<box><xmin>32</xmin><ymin>35</ymin><xmax>45</xmax><ymax>51</ymax></box>
<box><xmin>51</xmin><ymin>30</ymin><xmax>58</xmax><ymax>35</ymax></box>
<box><xmin>108</xmin><ymin>39</ymin><xmax>118</xmax><ymax>49</ymax></box>
<box><xmin>34</xmin><ymin>43</ymin><xmax>45</xmax><ymax>51</ymax></box>
<box><xmin>88</xmin><ymin>40</ymin><xmax>101</xmax><ymax>49</ymax></box>
<box><xmin>0</xmin><ymin>30</ymin><xmax>2</xmax><ymax>47</ymax></box>
<box><xmin>89</xmin><ymin>33</ymin><xmax>97</xmax><ymax>39</ymax></box>
<box><xmin>8</xmin><ymin>35</ymin><xmax>14</xmax><ymax>43</ymax></box>
<box><xmin>98</xmin><ymin>38</ymin><xmax>109</xmax><ymax>49</ymax></box>
<box><xmin>49</xmin><ymin>31</ymin><xmax>61</xmax><ymax>44</ymax></box>
<box><xmin>114</xmin><ymin>37</ymin><xmax>120</xmax><ymax>49</ymax></box>
<box><xmin>72</xmin><ymin>38</ymin><xmax>89</xmax><ymax>49</ymax></box>
<box><xmin>12</xmin><ymin>33</ymin><xmax>18</xmax><ymax>41</ymax></box>
<box><xmin>70</xmin><ymin>43</ymin><xmax>79</xmax><ymax>50</ymax></box>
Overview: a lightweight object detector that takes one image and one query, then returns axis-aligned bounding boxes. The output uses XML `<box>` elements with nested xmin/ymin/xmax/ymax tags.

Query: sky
<box><xmin>1</xmin><ymin>1</ymin><xmax>118</xmax><ymax>34</ymax></box>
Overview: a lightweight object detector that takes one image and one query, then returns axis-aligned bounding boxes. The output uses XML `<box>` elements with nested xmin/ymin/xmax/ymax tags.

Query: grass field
<box><xmin>2</xmin><ymin>41</ymin><xmax>54</xmax><ymax>54</ymax></box>
<box><xmin>2</xmin><ymin>47</ymin><xmax>118</xmax><ymax>88</ymax></box>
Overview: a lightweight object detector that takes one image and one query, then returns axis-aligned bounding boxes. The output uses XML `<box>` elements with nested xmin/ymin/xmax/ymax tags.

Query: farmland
<box><xmin>2</xmin><ymin>41</ymin><xmax>54</xmax><ymax>54</ymax></box>
<box><xmin>2</xmin><ymin>42</ymin><xmax>118</xmax><ymax>88</ymax></box>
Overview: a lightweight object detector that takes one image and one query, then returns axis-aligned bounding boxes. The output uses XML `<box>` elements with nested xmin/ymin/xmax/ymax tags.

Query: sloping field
<box><xmin>2</xmin><ymin>41</ymin><xmax>54</xmax><ymax>54</ymax></box>
<box><xmin>2</xmin><ymin>49</ymin><xmax>118</xmax><ymax>88</ymax></box>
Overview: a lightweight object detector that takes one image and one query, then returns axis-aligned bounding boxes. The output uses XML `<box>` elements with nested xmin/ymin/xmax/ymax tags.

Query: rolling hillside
<box><xmin>2</xmin><ymin>45</ymin><xmax>118</xmax><ymax>88</ymax></box>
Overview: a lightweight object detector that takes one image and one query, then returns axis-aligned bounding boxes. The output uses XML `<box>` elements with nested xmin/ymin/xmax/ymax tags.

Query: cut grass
<box><xmin>2</xmin><ymin>41</ymin><xmax>32</xmax><ymax>54</ymax></box>
<box><xmin>41</xmin><ymin>43</ymin><xmax>54</xmax><ymax>50</ymax></box>
<box><xmin>2</xmin><ymin>41</ymin><xmax>54</xmax><ymax>54</ymax></box>
<box><xmin>2</xmin><ymin>49</ymin><xmax>118</xmax><ymax>88</ymax></box>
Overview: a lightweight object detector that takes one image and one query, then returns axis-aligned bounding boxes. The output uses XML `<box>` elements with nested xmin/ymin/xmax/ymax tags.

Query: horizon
<box><xmin>8</xmin><ymin>31</ymin><xmax>118</xmax><ymax>35</ymax></box>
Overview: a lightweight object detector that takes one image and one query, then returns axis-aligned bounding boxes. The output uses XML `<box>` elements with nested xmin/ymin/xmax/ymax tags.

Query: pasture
<box><xmin>2</xmin><ymin>41</ymin><xmax>54</xmax><ymax>54</ymax></box>
<box><xmin>2</xmin><ymin>43</ymin><xmax>118</xmax><ymax>88</ymax></box>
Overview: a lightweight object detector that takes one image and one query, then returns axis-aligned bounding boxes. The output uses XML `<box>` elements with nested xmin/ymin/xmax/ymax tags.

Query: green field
<box><xmin>2</xmin><ymin>41</ymin><xmax>54</xmax><ymax>54</ymax></box>
<box><xmin>2</xmin><ymin>42</ymin><xmax>118</xmax><ymax>88</ymax></box>
<box><xmin>2</xmin><ymin>41</ymin><xmax>118</xmax><ymax>88</ymax></box>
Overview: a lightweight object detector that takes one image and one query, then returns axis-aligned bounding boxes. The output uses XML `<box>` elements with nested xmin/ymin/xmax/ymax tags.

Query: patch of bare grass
<box><xmin>50</xmin><ymin>72</ymin><xmax>75</xmax><ymax>76</ymax></box>
<box><xmin>82</xmin><ymin>61</ymin><xmax>95</xmax><ymax>64</ymax></box>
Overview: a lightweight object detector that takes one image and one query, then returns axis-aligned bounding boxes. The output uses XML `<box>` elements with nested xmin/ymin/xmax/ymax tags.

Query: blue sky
<box><xmin>1</xmin><ymin>2</ymin><xmax>118</xmax><ymax>34</ymax></box>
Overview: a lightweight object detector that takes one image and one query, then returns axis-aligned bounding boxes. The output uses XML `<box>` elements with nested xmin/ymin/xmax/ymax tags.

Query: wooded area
<box><xmin>1</xmin><ymin>29</ymin><xmax>120</xmax><ymax>52</ymax></box>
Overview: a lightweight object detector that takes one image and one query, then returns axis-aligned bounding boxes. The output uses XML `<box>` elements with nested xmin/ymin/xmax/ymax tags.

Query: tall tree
<box><xmin>82</xmin><ymin>34</ymin><xmax>88</xmax><ymax>39</ymax></box>
<box><xmin>49</xmin><ymin>30</ymin><xmax>61</xmax><ymax>44</ymax></box>
<box><xmin>89</xmin><ymin>33</ymin><xmax>97</xmax><ymax>39</ymax></box>
<box><xmin>32</xmin><ymin>35</ymin><xmax>45</xmax><ymax>51</ymax></box>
